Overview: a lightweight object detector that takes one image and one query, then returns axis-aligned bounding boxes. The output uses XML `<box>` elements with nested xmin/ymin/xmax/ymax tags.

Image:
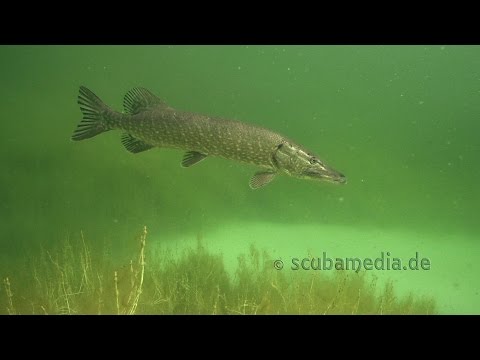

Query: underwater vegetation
<box><xmin>0</xmin><ymin>227</ymin><xmax>436</xmax><ymax>315</ymax></box>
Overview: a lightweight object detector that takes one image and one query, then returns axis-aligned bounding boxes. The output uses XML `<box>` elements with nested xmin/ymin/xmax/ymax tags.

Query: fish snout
<box><xmin>323</xmin><ymin>166</ymin><xmax>346</xmax><ymax>184</ymax></box>
<box><xmin>336</xmin><ymin>172</ymin><xmax>347</xmax><ymax>184</ymax></box>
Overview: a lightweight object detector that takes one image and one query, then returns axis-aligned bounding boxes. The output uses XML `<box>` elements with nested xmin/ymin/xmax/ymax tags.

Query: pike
<box><xmin>72</xmin><ymin>86</ymin><xmax>346</xmax><ymax>189</ymax></box>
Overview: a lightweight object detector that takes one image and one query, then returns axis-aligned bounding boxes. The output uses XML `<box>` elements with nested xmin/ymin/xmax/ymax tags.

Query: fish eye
<box><xmin>309</xmin><ymin>158</ymin><xmax>317</xmax><ymax>165</ymax></box>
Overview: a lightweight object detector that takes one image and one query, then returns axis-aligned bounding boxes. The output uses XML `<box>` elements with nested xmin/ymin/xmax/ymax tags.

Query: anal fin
<box><xmin>182</xmin><ymin>151</ymin><xmax>207</xmax><ymax>167</ymax></box>
<box><xmin>121</xmin><ymin>133</ymin><xmax>154</xmax><ymax>153</ymax></box>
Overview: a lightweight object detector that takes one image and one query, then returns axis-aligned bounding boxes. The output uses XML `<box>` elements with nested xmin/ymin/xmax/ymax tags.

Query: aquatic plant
<box><xmin>0</xmin><ymin>228</ymin><xmax>436</xmax><ymax>315</ymax></box>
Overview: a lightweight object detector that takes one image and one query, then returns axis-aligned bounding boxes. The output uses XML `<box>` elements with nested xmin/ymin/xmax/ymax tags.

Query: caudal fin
<box><xmin>71</xmin><ymin>86</ymin><xmax>111</xmax><ymax>141</ymax></box>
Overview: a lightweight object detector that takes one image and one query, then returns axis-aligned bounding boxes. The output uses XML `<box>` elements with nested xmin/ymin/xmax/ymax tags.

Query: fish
<box><xmin>72</xmin><ymin>86</ymin><xmax>346</xmax><ymax>189</ymax></box>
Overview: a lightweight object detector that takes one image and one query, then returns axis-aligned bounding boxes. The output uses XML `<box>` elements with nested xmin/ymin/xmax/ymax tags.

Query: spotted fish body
<box><xmin>124</xmin><ymin>109</ymin><xmax>286</xmax><ymax>168</ymax></box>
<box><xmin>72</xmin><ymin>86</ymin><xmax>346</xmax><ymax>189</ymax></box>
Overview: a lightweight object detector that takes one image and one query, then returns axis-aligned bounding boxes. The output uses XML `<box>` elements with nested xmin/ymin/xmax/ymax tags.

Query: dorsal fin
<box><xmin>123</xmin><ymin>87</ymin><xmax>167</xmax><ymax>114</ymax></box>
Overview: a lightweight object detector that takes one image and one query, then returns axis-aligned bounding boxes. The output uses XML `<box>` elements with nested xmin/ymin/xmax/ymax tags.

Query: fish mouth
<box><xmin>304</xmin><ymin>169</ymin><xmax>347</xmax><ymax>184</ymax></box>
<box><xmin>334</xmin><ymin>173</ymin><xmax>347</xmax><ymax>184</ymax></box>
<box><xmin>322</xmin><ymin>172</ymin><xmax>347</xmax><ymax>184</ymax></box>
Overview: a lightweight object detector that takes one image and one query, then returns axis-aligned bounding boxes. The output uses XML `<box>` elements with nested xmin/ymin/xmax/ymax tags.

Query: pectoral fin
<box><xmin>182</xmin><ymin>151</ymin><xmax>208</xmax><ymax>167</ymax></box>
<box><xmin>249</xmin><ymin>171</ymin><xmax>276</xmax><ymax>189</ymax></box>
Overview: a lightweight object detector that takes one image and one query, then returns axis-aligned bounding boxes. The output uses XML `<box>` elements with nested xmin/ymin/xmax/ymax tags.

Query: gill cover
<box><xmin>272</xmin><ymin>142</ymin><xmax>312</xmax><ymax>176</ymax></box>
<box><xmin>272</xmin><ymin>142</ymin><xmax>346</xmax><ymax>183</ymax></box>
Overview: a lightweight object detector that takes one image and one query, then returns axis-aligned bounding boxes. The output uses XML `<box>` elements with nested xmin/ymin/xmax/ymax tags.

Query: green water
<box><xmin>1</xmin><ymin>45</ymin><xmax>479</xmax><ymax>314</ymax></box>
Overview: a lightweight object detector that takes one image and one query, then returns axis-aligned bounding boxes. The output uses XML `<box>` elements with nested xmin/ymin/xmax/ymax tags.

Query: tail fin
<box><xmin>71</xmin><ymin>86</ymin><xmax>111</xmax><ymax>141</ymax></box>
